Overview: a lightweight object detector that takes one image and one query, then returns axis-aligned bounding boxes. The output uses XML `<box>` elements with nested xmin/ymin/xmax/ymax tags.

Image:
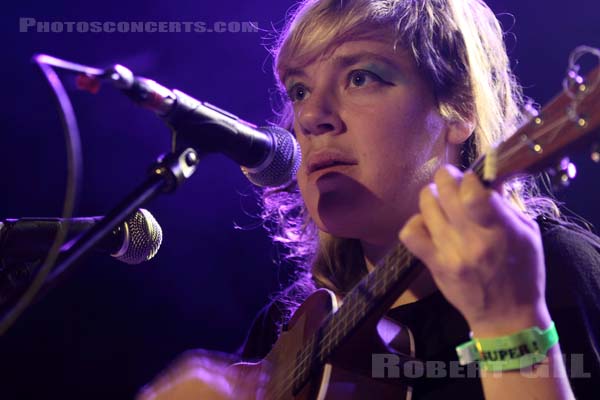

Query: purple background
<box><xmin>0</xmin><ymin>0</ymin><xmax>599</xmax><ymax>398</ymax></box>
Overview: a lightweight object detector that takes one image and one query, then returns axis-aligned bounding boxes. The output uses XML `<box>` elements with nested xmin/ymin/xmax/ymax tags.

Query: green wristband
<box><xmin>456</xmin><ymin>321</ymin><xmax>559</xmax><ymax>371</ymax></box>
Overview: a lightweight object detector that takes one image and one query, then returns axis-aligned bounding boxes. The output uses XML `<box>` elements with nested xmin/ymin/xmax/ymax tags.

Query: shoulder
<box><xmin>539</xmin><ymin>218</ymin><xmax>600</xmax><ymax>302</ymax></box>
<box><xmin>238</xmin><ymin>300</ymin><xmax>288</xmax><ymax>361</ymax></box>
<box><xmin>540</xmin><ymin>218</ymin><xmax>600</xmax><ymax>261</ymax></box>
<box><xmin>538</xmin><ymin>218</ymin><xmax>600</xmax><ymax>397</ymax></box>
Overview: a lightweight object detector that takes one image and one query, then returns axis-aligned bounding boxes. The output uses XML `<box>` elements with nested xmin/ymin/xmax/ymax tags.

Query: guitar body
<box><xmin>232</xmin><ymin>289</ymin><xmax>412</xmax><ymax>400</ymax></box>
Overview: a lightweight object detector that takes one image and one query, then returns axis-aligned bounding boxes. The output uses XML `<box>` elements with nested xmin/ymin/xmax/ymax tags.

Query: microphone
<box><xmin>0</xmin><ymin>208</ymin><xmax>162</xmax><ymax>266</ymax></box>
<box><xmin>103</xmin><ymin>64</ymin><xmax>301</xmax><ymax>187</ymax></box>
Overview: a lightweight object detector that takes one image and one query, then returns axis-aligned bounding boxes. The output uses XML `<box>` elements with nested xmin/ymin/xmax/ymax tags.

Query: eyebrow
<box><xmin>281</xmin><ymin>51</ymin><xmax>401</xmax><ymax>85</ymax></box>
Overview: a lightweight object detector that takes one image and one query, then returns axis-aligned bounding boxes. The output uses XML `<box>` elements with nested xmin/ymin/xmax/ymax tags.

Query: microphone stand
<box><xmin>14</xmin><ymin>147</ymin><xmax>200</xmax><ymax>307</ymax></box>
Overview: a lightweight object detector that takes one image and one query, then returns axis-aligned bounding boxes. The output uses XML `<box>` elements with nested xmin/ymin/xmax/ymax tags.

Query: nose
<box><xmin>295</xmin><ymin>88</ymin><xmax>344</xmax><ymax>136</ymax></box>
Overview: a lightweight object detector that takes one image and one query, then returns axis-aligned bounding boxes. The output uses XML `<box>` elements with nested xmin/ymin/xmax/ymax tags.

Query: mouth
<box><xmin>306</xmin><ymin>150</ymin><xmax>358</xmax><ymax>174</ymax></box>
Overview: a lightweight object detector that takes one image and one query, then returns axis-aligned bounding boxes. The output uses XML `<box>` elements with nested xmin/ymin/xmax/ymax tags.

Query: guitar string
<box><xmin>267</xmin><ymin>113</ymin><xmax>578</xmax><ymax>398</ymax></box>
<box><xmin>267</xmin><ymin>277</ymin><xmax>395</xmax><ymax>400</ymax></box>
<box><xmin>268</xmin><ymin>251</ymin><xmax>412</xmax><ymax>399</ymax></box>
<box><xmin>267</xmin><ymin>261</ymin><xmax>402</xmax><ymax>399</ymax></box>
<box><xmin>312</xmin><ymin>251</ymin><xmax>412</xmax><ymax>360</ymax></box>
<box><xmin>279</xmin><ymin>249</ymin><xmax>420</xmax><ymax>393</ymax></box>
<box><xmin>266</xmin><ymin>275</ymin><xmax>387</xmax><ymax>399</ymax></box>
<box><xmin>463</xmin><ymin>112</ymin><xmax>576</xmax><ymax>187</ymax></box>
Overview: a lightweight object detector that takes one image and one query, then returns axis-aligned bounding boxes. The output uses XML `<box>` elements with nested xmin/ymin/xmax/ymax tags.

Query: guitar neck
<box><xmin>315</xmin><ymin>248</ymin><xmax>421</xmax><ymax>363</ymax></box>
<box><xmin>288</xmin><ymin>249</ymin><xmax>422</xmax><ymax>394</ymax></box>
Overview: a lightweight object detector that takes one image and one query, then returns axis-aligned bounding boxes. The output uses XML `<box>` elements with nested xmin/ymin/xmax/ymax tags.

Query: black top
<box><xmin>240</xmin><ymin>220</ymin><xmax>600</xmax><ymax>399</ymax></box>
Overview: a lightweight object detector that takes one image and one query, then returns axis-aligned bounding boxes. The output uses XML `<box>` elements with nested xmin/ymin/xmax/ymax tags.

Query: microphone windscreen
<box><xmin>242</xmin><ymin>126</ymin><xmax>301</xmax><ymax>188</ymax></box>
<box><xmin>111</xmin><ymin>209</ymin><xmax>162</xmax><ymax>265</ymax></box>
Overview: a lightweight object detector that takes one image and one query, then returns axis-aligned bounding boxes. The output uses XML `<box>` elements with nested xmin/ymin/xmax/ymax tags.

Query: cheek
<box><xmin>354</xmin><ymin>120</ymin><xmax>417</xmax><ymax>173</ymax></box>
<box><xmin>356</xmin><ymin>110</ymin><xmax>446</xmax><ymax>192</ymax></box>
<box><xmin>373</xmin><ymin>106</ymin><xmax>445</xmax><ymax>155</ymax></box>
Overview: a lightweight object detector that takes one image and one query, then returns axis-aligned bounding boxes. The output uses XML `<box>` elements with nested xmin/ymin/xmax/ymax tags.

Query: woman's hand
<box><xmin>136</xmin><ymin>349</ymin><xmax>262</xmax><ymax>400</ymax></box>
<box><xmin>399</xmin><ymin>164</ymin><xmax>552</xmax><ymax>337</ymax></box>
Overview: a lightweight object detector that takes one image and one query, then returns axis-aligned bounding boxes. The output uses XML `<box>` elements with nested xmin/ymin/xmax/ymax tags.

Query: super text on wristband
<box><xmin>455</xmin><ymin>321</ymin><xmax>559</xmax><ymax>371</ymax></box>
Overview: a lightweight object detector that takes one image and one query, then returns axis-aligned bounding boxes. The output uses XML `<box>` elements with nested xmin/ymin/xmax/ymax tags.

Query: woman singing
<box><xmin>140</xmin><ymin>1</ymin><xmax>600</xmax><ymax>398</ymax></box>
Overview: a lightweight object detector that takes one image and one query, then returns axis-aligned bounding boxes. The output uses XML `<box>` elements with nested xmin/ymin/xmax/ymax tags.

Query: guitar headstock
<box><xmin>486</xmin><ymin>46</ymin><xmax>600</xmax><ymax>186</ymax></box>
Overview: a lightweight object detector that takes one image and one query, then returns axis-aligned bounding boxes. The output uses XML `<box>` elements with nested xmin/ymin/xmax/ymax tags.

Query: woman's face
<box><xmin>281</xmin><ymin>39</ymin><xmax>453</xmax><ymax>249</ymax></box>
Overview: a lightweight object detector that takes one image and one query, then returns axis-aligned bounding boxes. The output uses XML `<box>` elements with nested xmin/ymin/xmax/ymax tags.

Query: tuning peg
<box><xmin>565</xmin><ymin>67</ymin><xmax>587</xmax><ymax>96</ymax></box>
<box><xmin>524</xmin><ymin>100</ymin><xmax>540</xmax><ymax>118</ymax></box>
<box><xmin>592</xmin><ymin>142</ymin><xmax>600</xmax><ymax>163</ymax></box>
<box><xmin>548</xmin><ymin>157</ymin><xmax>577</xmax><ymax>189</ymax></box>
<box><xmin>523</xmin><ymin>100</ymin><xmax>545</xmax><ymax>127</ymax></box>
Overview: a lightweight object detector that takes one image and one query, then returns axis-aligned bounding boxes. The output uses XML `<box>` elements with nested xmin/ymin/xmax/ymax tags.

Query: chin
<box><xmin>316</xmin><ymin>216</ymin><xmax>361</xmax><ymax>240</ymax></box>
<box><xmin>315</xmin><ymin>201</ymin><xmax>379</xmax><ymax>241</ymax></box>
<box><xmin>314</xmin><ymin>197</ymin><xmax>406</xmax><ymax>248</ymax></box>
<box><xmin>301</xmin><ymin>172</ymin><xmax>395</xmax><ymax>241</ymax></box>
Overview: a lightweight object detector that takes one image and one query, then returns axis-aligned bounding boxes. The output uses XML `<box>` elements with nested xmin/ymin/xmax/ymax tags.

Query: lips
<box><xmin>306</xmin><ymin>149</ymin><xmax>358</xmax><ymax>174</ymax></box>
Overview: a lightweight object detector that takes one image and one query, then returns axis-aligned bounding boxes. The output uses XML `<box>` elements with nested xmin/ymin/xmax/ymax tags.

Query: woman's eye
<box><xmin>287</xmin><ymin>84</ymin><xmax>310</xmax><ymax>102</ymax></box>
<box><xmin>348</xmin><ymin>70</ymin><xmax>382</xmax><ymax>88</ymax></box>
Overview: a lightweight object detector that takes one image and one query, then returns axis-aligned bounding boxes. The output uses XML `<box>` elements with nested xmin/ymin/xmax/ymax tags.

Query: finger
<box><xmin>500</xmin><ymin>189</ymin><xmax>540</xmax><ymax>230</ymax></box>
<box><xmin>459</xmin><ymin>171</ymin><xmax>504</xmax><ymax>227</ymax></box>
<box><xmin>418</xmin><ymin>183</ymin><xmax>451</xmax><ymax>243</ymax></box>
<box><xmin>399</xmin><ymin>214</ymin><xmax>436</xmax><ymax>266</ymax></box>
<box><xmin>434</xmin><ymin>165</ymin><xmax>468</xmax><ymax>226</ymax></box>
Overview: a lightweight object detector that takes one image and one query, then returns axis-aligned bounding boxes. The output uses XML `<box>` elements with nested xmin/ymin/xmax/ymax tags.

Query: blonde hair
<box><xmin>261</xmin><ymin>0</ymin><xmax>558</xmax><ymax>308</ymax></box>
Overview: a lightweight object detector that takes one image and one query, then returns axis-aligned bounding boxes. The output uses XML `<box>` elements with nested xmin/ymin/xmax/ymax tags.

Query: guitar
<box><xmin>142</xmin><ymin>52</ymin><xmax>600</xmax><ymax>400</ymax></box>
<box><xmin>225</xmin><ymin>51</ymin><xmax>600</xmax><ymax>400</ymax></box>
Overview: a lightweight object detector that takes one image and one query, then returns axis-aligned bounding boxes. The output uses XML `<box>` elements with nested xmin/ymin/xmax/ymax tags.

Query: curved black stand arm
<box><xmin>38</xmin><ymin>147</ymin><xmax>200</xmax><ymax>300</ymax></box>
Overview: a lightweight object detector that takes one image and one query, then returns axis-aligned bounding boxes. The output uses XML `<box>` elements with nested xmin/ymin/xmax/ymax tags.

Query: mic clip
<box><xmin>152</xmin><ymin>148</ymin><xmax>201</xmax><ymax>193</ymax></box>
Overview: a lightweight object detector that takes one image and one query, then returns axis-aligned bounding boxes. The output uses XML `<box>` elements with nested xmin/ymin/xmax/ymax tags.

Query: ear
<box><xmin>446</xmin><ymin>117</ymin><xmax>475</xmax><ymax>145</ymax></box>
